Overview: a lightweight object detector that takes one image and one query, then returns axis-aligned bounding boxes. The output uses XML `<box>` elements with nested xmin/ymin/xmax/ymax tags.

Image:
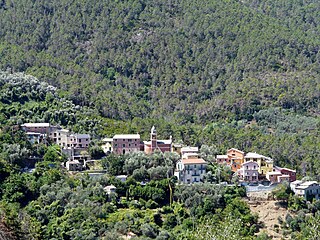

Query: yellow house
<box><xmin>244</xmin><ymin>152</ymin><xmax>273</xmax><ymax>175</ymax></box>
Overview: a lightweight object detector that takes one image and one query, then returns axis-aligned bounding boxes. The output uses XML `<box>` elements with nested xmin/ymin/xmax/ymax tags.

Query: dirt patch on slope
<box><xmin>246</xmin><ymin>200</ymin><xmax>290</xmax><ymax>239</ymax></box>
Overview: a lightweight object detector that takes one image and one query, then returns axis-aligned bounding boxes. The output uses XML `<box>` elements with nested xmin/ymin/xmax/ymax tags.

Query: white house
<box><xmin>66</xmin><ymin>160</ymin><xmax>83</xmax><ymax>171</ymax></box>
<box><xmin>290</xmin><ymin>181</ymin><xmax>320</xmax><ymax>200</ymax></box>
<box><xmin>175</xmin><ymin>158</ymin><xmax>207</xmax><ymax>184</ymax></box>
<box><xmin>104</xmin><ymin>185</ymin><xmax>117</xmax><ymax>195</ymax></box>
<box><xmin>181</xmin><ymin>146</ymin><xmax>199</xmax><ymax>155</ymax></box>
<box><xmin>101</xmin><ymin>138</ymin><xmax>113</xmax><ymax>154</ymax></box>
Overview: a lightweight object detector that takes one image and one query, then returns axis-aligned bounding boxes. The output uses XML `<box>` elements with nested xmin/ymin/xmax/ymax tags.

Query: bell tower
<box><xmin>151</xmin><ymin>126</ymin><xmax>157</xmax><ymax>152</ymax></box>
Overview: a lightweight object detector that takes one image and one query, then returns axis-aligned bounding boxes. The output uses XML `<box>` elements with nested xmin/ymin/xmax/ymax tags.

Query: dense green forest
<box><xmin>0</xmin><ymin>0</ymin><xmax>319</xmax><ymax>122</ymax></box>
<box><xmin>0</xmin><ymin>0</ymin><xmax>320</xmax><ymax>238</ymax></box>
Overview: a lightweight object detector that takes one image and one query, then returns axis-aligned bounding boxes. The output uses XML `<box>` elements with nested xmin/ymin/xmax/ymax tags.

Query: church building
<box><xmin>143</xmin><ymin>126</ymin><xmax>172</xmax><ymax>154</ymax></box>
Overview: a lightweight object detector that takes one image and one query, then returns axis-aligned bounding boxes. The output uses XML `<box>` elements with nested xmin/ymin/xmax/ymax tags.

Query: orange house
<box><xmin>227</xmin><ymin>148</ymin><xmax>245</xmax><ymax>172</ymax></box>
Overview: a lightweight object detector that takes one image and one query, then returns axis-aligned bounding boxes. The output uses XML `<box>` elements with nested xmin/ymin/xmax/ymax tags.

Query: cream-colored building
<box><xmin>101</xmin><ymin>138</ymin><xmax>113</xmax><ymax>154</ymax></box>
<box><xmin>175</xmin><ymin>158</ymin><xmax>207</xmax><ymax>184</ymax></box>
<box><xmin>50</xmin><ymin>129</ymin><xmax>90</xmax><ymax>149</ymax></box>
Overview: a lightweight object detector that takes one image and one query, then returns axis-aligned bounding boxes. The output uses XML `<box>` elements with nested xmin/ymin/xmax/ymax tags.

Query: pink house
<box><xmin>112</xmin><ymin>134</ymin><xmax>141</xmax><ymax>154</ymax></box>
<box><xmin>266</xmin><ymin>171</ymin><xmax>290</xmax><ymax>183</ymax></box>
<box><xmin>21</xmin><ymin>123</ymin><xmax>57</xmax><ymax>134</ymax></box>
<box><xmin>273</xmin><ymin>166</ymin><xmax>296</xmax><ymax>182</ymax></box>
<box><xmin>237</xmin><ymin>161</ymin><xmax>259</xmax><ymax>182</ymax></box>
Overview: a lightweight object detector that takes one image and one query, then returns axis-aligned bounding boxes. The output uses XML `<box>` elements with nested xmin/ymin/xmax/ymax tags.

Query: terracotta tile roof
<box><xmin>181</xmin><ymin>158</ymin><xmax>207</xmax><ymax>164</ymax></box>
<box><xmin>228</xmin><ymin>148</ymin><xmax>244</xmax><ymax>154</ymax></box>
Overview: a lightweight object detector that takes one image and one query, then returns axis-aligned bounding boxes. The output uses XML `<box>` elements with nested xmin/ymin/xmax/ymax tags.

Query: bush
<box><xmin>161</xmin><ymin>206</ymin><xmax>173</xmax><ymax>214</ymax></box>
<box><xmin>146</xmin><ymin>200</ymin><xmax>159</xmax><ymax>209</ymax></box>
<box><xmin>163</xmin><ymin>214</ymin><xmax>177</xmax><ymax>229</ymax></box>
<box><xmin>141</xmin><ymin>223</ymin><xmax>158</xmax><ymax>238</ymax></box>
<box><xmin>129</xmin><ymin>200</ymin><xmax>142</xmax><ymax>209</ymax></box>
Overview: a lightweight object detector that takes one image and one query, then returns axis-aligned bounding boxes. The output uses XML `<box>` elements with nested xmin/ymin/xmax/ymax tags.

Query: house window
<box><xmin>123</xmin><ymin>144</ymin><xmax>125</xmax><ymax>147</ymax></box>
<box><xmin>115</xmin><ymin>144</ymin><xmax>118</xmax><ymax>147</ymax></box>
<box><xmin>129</xmin><ymin>144</ymin><xmax>131</xmax><ymax>147</ymax></box>
<box><xmin>79</xmin><ymin>139</ymin><xmax>82</xmax><ymax>143</ymax></box>
<box><xmin>79</xmin><ymin>144</ymin><xmax>82</xmax><ymax>147</ymax></box>
<box><xmin>86</xmin><ymin>139</ymin><xmax>88</xmax><ymax>141</ymax></box>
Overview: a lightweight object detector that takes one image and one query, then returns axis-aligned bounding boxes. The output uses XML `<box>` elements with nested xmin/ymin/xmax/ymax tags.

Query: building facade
<box><xmin>244</xmin><ymin>152</ymin><xmax>273</xmax><ymax>175</ymax></box>
<box><xmin>216</xmin><ymin>155</ymin><xmax>230</xmax><ymax>165</ymax></box>
<box><xmin>175</xmin><ymin>158</ymin><xmax>207</xmax><ymax>184</ymax></box>
<box><xmin>291</xmin><ymin>181</ymin><xmax>320</xmax><ymax>200</ymax></box>
<box><xmin>237</xmin><ymin>161</ymin><xmax>259</xmax><ymax>182</ymax></box>
<box><xmin>21</xmin><ymin>123</ymin><xmax>57</xmax><ymax>135</ymax></box>
<box><xmin>112</xmin><ymin>134</ymin><xmax>141</xmax><ymax>154</ymax></box>
<box><xmin>101</xmin><ymin>138</ymin><xmax>113</xmax><ymax>154</ymax></box>
<box><xmin>273</xmin><ymin>166</ymin><xmax>296</xmax><ymax>182</ymax></box>
<box><xmin>216</xmin><ymin>148</ymin><xmax>244</xmax><ymax>172</ymax></box>
<box><xmin>144</xmin><ymin>126</ymin><xmax>172</xmax><ymax>154</ymax></box>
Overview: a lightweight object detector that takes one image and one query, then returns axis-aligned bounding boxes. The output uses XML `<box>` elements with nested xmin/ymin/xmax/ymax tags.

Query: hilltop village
<box><xmin>21</xmin><ymin>122</ymin><xmax>320</xmax><ymax>200</ymax></box>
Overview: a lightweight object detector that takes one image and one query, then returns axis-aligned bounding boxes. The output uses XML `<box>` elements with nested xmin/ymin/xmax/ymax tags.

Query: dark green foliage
<box><xmin>272</xmin><ymin>182</ymin><xmax>294</xmax><ymax>203</ymax></box>
<box><xmin>43</xmin><ymin>145</ymin><xmax>66</xmax><ymax>162</ymax></box>
<box><xmin>88</xmin><ymin>144</ymin><xmax>106</xmax><ymax>159</ymax></box>
<box><xmin>101</xmin><ymin>154</ymin><xmax>125</xmax><ymax>176</ymax></box>
<box><xmin>0</xmin><ymin>0</ymin><xmax>319</xmax><ymax>123</ymax></box>
<box><xmin>0</xmin><ymin>1</ymin><xmax>320</xmax><ymax>239</ymax></box>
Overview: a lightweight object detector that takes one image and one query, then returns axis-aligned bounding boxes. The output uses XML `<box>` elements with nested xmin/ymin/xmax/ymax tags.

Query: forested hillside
<box><xmin>0</xmin><ymin>0</ymin><xmax>319</xmax><ymax>122</ymax></box>
<box><xmin>1</xmin><ymin>0</ymin><xmax>320</xmax><ymax>237</ymax></box>
<box><xmin>0</xmin><ymin>0</ymin><xmax>319</xmax><ymax>176</ymax></box>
